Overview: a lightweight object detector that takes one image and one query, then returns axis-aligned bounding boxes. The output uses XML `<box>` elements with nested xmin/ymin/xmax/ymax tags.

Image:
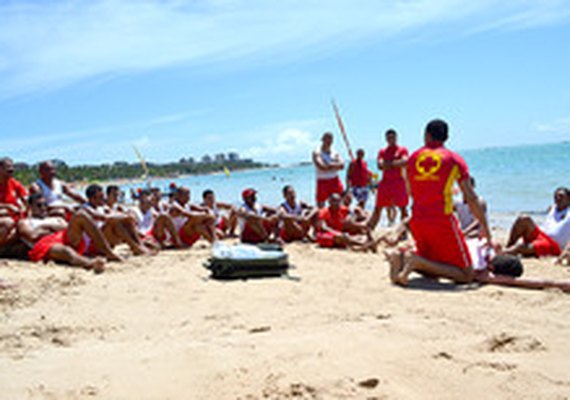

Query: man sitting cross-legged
<box><xmin>316</xmin><ymin>193</ymin><xmax>372</xmax><ymax>250</ymax></box>
<box><xmin>18</xmin><ymin>193</ymin><xmax>123</xmax><ymax>272</ymax></box>
<box><xmin>82</xmin><ymin>184</ymin><xmax>154</xmax><ymax>256</ymax></box>
<box><xmin>168</xmin><ymin>186</ymin><xmax>217</xmax><ymax>248</ymax></box>
<box><xmin>238</xmin><ymin>188</ymin><xmax>279</xmax><ymax>244</ymax></box>
<box><xmin>131</xmin><ymin>189</ymin><xmax>183</xmax><ymax>249</ymax></box>
<box><xmin>277</xmin><ymin>185</ymin><xmax>318</xmax><ymax>243</ymax></box>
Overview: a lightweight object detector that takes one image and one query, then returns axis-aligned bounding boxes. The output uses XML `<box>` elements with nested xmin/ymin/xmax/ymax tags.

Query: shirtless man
<box><xmin>105</xmin><ymin>185</ymin><xmax>127</xmax><ymax>213</ymax></box>
<box><xmin>201</xmin><ymin>189</ymin><xmax>237</xmax><ymax>238</ymax></box>
<box><xmin>369</xmin><ymin>129</ymin><xmax>409</xmax><ymax>230</ymax></box>
<box><xmin>386</xmin><ymin>119</ymin><xmax>491</xmax><ymax>286</ymax></box>
<box><xmin>504</xmin><ymin>187</ymin><xmax>570</xmax><ymax>260</ymax></box>
<box><xmin>316</xmin><ymin>193</ymin><xmax>372</xmax><ymax>249</ymax></box>
<box><xmin>237</xmin><ymin>188</ymin><xmax>279</xmax><ymax>244</ymax></box>
<box><xmin>29</xmin><ymin>160</ymin><xmax>85</xmax><ymax>218</ymax></box>
<box><xmin>313</xmin><ymin>132</ymin><xmax>345</xmax><ymax>208</ymax></box>
<box><xmin>132</xmin><ymin>189</ymin><xmax>182</xmax><ymax>248</ymax></box>
<box><xmin>341</xmin><ymin>190</ymin><xmax>372</xmax><ymax>236</ymax></box>
<box><xmin>82</xmin><ymin>184</ymin><xmax>153</xmax><ymax>256</ymax></box>
<box><xmin>18</xmin><ymin>193</ymin><xmax>122</xmax><ymax>272</ymax></box>
<box><xmin>168</xmin><ymin>186</ymin><xmax>217</xmax><ymax>247</ymax></box>
<box><xmin>277</xmin><ymin>185</ymin><xmax>317</xmax><ymax>242</ymax></box>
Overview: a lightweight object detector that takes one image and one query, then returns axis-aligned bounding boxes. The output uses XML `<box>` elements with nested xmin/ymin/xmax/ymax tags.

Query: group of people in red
<box><xmin>1</xmin><ymin>118</ymin><xmax>569</xmax><ymax>292</ymax></box>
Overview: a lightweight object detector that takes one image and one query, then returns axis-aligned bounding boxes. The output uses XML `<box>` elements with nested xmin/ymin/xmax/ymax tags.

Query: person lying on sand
<box><xmin>168</xmin><ymin>186</ymin><xmax>217</xmax><ymax>248</ymax></box>
<box><xmin>388</xmin><ymin>119</ymin><xmax>491</xmax><ymax>286</ymax></box>
<box><xmin>29</xmin><ymin>160</ymin><xmax>85</xmax><ymax>219</ymax></box>
<box><xmin>385</xmin><ymin>237</ymin><xmax>570</xmax><ymax>292</ymax></box>
<box><xmin>201</xmin><ymin>189</ymin><xmax>238</xmax><ymax>239</ymax></box>
<box><xmin>237</xmin><ymin>188</ymin><xmax>279</xmax><ymax>244</ymax></box>
<box><xmin>315</xmin><ymin>193</ymin><xmax>372</xmax><ymax>250</ymax></box>
<box><xmin>277</xmin><ymin>185</ymin><xmax>318</xmax><ymax>243</ymax></box>
<box><xmin>503</xmin><ymin>187</ymin><xmax>570</xmax><ymax>261</ymax></box>
<box><xmin>18</xmin><ymin>193</ymin><xmax>123</xmax><ymax>272</ymax></box>
<box><xmin>132</xmin><ymin>189</ymin><xmax>183</xmax><ymax>249</ymax></box>
<box><xmin>81</xmin><ymin>184</ymin><xmax>154</xmax><ymax>256</ymax></box>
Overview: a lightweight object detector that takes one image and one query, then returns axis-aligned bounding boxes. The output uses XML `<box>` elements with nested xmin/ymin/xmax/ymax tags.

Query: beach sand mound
<box><xmin>1</xmin><ymin>242</ymin><xmax>569</xmax><ymax>399</ymax></box>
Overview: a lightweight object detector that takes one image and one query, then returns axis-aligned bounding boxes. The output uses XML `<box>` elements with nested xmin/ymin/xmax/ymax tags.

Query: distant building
<box><xmin>214</xmin><ymin>153</ymin><xmax>226</xmax><ymax>163</ymax></box>
<box><xmin>51</xmin><ymin>159</ymin><xmax>67</xmax><ymax>168</ymax></box>
<box><xmin>114</xmin><ymin>161</ymin><xmax>129</xmax><ymax>167</ymax></box>
<box><xmin>13</xmin><ymin>162</ymin><xmax>29</xmax><ymax>171</ymax></box>
<box><xmin>227</xmin><ymin>152</ymin><xmax>239</xmax><ymax>162</ymax></box>
<box><xmin>187</xmin><ymin>157</ymin><xmax>195</xmax><ymax>165</ymax></box>
<box><xmin>201</xmin><ymin>155</ymin><xmax>212</xmax><ymax>164</ymax></box>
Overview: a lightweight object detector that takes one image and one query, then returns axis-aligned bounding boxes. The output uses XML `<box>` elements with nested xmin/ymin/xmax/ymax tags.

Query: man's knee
<box><xmin>515</xmin><ymin>214</ymin><xmax>534</xmax><ymax>226</ymax></box>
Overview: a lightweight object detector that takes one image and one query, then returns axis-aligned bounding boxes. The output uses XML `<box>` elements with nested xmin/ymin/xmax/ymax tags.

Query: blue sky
<box><xmin>1</xmin><ymin>0</ymin><xmax>569</xmax><ymax>166</ymax></box>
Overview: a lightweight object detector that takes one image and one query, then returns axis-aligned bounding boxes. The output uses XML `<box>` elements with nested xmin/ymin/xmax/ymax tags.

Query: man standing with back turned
<box><xmin>386</xmin><ymin>119</ymin><xmax>491</xmax><ymax>286</ymax></box>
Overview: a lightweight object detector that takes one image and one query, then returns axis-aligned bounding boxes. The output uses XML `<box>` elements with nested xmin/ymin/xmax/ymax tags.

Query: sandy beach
<box><xmin>1</xmin><ymin>237</ymin><xmax>569</xmax><ymax>400</ymax></box>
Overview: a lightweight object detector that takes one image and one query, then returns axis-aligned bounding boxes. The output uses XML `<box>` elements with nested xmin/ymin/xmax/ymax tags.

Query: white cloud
<box><xmin>1</xmin><ymin>0</ymin><xmax>569</xmax><ymax>97</ymax></box>
<box><xmin>534</xmin><ymin>116</ymin><xmax>570</xmax><ymax>134</ymax></box>
<box><xmin>244</xmin><ymin>128</ymin><xmax>317</xmax><ymax>163</ymax></box>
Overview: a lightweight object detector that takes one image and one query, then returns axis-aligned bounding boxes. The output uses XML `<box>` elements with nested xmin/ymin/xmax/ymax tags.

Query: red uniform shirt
<box><xmin>378</xmin><ymin>145</ymin><xmax>408</xmax><ymax>181</ymax></box>
<box><xmin>348</xmin><ymin>159</ymin><xmax>371</xmax><ymax>187</ymax></box>
<box><xmin>0</xmin><ymin>177</ymin><xmax>27</xmax><ymax>207</ymax></box>
<box><xmin>318</xmin><ymin>206</ymin><xmax>349</xmax><ymax>232</ymax></box>
<box><xmin>407</xmin><ymin>142</ymin><xmax>470</xmax><ymax>218</ymax></box>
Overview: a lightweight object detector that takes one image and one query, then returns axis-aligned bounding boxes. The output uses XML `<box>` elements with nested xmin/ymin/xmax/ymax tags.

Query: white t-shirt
<box><xmin>36</xmin><ymin>178</ymin><xmax>64</xmax><ymax>206</ymax></box>
<box><xmin>133</xmin><ymin>207</ymin><xmax>155</xmax><ymax>235</ymax></box>
<box><xmin>315</xmin><ymin>147</ymin><xmax>342</xmax><ymax>180</ymax></box>
<box><xmin>466</xmin><ymin>238</ymin><xmax>495</xmax><ymax>271</ymax></box>
<box><xmin>542</xmin><ymin>206</ymin><xmax>570</xmax><ymax>248</ymax></box>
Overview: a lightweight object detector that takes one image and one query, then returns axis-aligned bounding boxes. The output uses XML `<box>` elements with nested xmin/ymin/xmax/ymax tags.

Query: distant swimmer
<box><xmin>18</xmin><ymin>193</ymin><xmax>123</xmax><ymax>272</ymax></box>
<box><xmin>201</xmin><ymin>189</ymin><xmax>238</xmax><ymax>239</ymax></box>
<box><xmin>277</xmin><ymin>185</ymin><xmax>318</xmax><ymax>243</ymax></box>
<box><xmin>237</xmin><ymin>188</ymin><xmax>279</xmax><ymax>244</ymax></box>
<box><xmin>29</xmin><ymin>160</ymin><xmax>86</xmax><ymax>218</ymax></box>
<box><xmin>313</xmin><ymin>132</ymin><xmax>345</xmax><ymax>208</ymax></box>
<box><xmin>386</xmin><ymin>119</ymin><xmax>491</xmax><ymax>286</ymax></box>
<box><xmin>369</xmin><ymin>129</ymin><xmax>409</xmax><ymax>230</ymax></box>
<box><xmin>346</xmin><ymin>148</ymin><xmax>372</xmax><ymax>209</ymax></box>
<box><xmin>503</xmin><ymin>187</ymin><xmax>570</xmax><ymax>262</ymax></box>
<box><xmin>168</xmin><ymin>186</ymin><xmax>217</xmax><ymax>248</ymax></box>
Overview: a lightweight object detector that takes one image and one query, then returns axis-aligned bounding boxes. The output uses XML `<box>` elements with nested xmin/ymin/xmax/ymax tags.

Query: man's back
<box><xmin>407</xmin><ymin>142</ymin><xmax>469</xmax><ymax>218</ymax></box>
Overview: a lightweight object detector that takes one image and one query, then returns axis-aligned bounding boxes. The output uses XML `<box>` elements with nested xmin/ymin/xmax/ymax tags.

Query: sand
<box><xmin>1</xmin><ymin>240</ymin><xmax>569</xmax><ymax>400</ymax></box>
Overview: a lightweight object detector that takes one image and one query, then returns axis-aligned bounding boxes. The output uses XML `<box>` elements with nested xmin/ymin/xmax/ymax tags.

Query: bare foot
<box><xmin>384</xmin><ymin>249</ymin><xmax>404</xmax><ymax>284</ymax></box>
<box><xmin>88</xmin><ymin>258</ymin><xmax>105</xmax><ymax>274</ymax></box>
<box><xmin>395</xmin><ymin>251</ymin><xmax>416</xmax><ymax>287</ymax></box>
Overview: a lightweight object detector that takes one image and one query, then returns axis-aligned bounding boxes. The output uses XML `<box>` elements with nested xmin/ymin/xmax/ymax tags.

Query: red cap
<box><xmin>137</xmin><ymin>188</ymin><xmax>143</xmax><ymax>194</ymax></box>
<box><xmin>242</xmin><ymin>188</ymin><xmax>257</xmax><ymax>199</ymax></box>
<box><xmin>169</xmin><ymin>182</ymin><xmax>177</xmax><ymax>189</ymax></box>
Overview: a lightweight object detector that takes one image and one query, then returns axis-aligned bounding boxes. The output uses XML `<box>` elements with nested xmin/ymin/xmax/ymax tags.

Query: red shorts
<box><xmin>29</xmin><ymin>229</ymin><xmax>86</xmax><ymax>263</ymax></box>
<box><xmin>216</xmin><ymin>218</ymin><xmax>227</xmax><ymax>231</ymax></box>
<box><xmin>241</xmin><ymin>220</ymin><xmax>273</xmax><ymax>244</ymax></box>
<box><xmin>316</xmin><ymin>177</ymin><xmax>344</xmax><ymax>204</ymax></box>
<box><xmin>409</xmin><ymin>215</ymin><xmax>472</xmax><ymax>269</ymax></box>
<box><xmin>316</xmin><ymin>231</ymin><xmax>346</xmax><ymax>249</ymax></box>
<box><xmin>527</xmin><ymin>226</ymin><xmax>561</xmax><ymax>257</ymax></box>
<box><xmin>376</xmin><ymin>179</ymin><xmax>408</xmax><ymax>208</ymax></box>
<box><xmin>280</xmin><ymin>227</ymin><xmax>304</xmax><ymax>243</ymax></box>
<box><xmin>179</xmin><ymin>227</ymin><xmax>201</xmax><ymax>247</ymax></box>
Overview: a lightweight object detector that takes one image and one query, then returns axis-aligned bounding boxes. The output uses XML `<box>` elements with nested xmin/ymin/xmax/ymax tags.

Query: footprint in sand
<box><xmin>482</xmin><ymin>333</ymin><xmax>546</xmax><ymax>353</ymax></box>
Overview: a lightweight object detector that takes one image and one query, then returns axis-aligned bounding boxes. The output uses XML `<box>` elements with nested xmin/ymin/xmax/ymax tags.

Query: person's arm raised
<box><xmin>62</xmin><ymin>183</ymin><xmax>87</xmax><ymax>204</ymax></box>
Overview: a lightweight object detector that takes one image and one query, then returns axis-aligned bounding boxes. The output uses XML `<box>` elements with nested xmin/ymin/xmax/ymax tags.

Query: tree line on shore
<box><xmin>13</xmin><ymin>156</ymin><xmax>269</xmax><ymax>185</ymax></box>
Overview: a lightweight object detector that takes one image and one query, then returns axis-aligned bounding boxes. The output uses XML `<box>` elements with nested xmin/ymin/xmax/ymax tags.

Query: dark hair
<box><xmin>555</xmin><ymin>187</ymin><xmax>570</xmax><ymax>197</ymax></box>
<box><xmin>28</xmin><ymin>193</ymin><xmax>44</xmax><ymax>206</ymax></box>
<box><xmin>202</xmin><ymin>189</ymin><xmax>214</xmax><ymax>199</ymax></box>
<box><xmin>0</xmin><ymin>157</ymin><xmax>12</xmax><ymax>167</ymax></box>
<box><xmin>282</xmin><ymin>185</ymin><xmax>293</xmax><ymax>196</ymax></box>
<box><xmin>385</xmin><ymin>129</ymin><xmax>397</xmax><ymax>137</ymax></box>
<box><xmin>425</xmin><ymin>119</ymin><xmax>449</xmax><ymax>142</ymax></box>
<box><xmin>106</xmin><ymin>185</ymin><xmax>120</xmax><ymax>196</ymax></box>
<box><xmin>489</xmin><ymin>255</ymin><xmax>523</xmax><ymax>278</ymax></box>
<box><xmin>86</xmin><ymin>184</ymin><xmax>103</xmax><ymax>199</ymax></box>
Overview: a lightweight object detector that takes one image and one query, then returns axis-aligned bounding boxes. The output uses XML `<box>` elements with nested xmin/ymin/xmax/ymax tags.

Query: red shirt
<box><xmin>378</xmin><ymin>145</ymin><xmax>408</xmax><ymax>181</ymax></box>
<box><xmin>348</xmin><ymin>159</ymin><xmax>371</xmax><ymax>187</ymax></box>
<box><xmin>407</xmin><ymin>142</ymin><xmax>470</xmax><ymax>218</ymax></box>
<box><xmin>0</xmin><ymin>177</ymin><xmax>27</xmax><ymax>207</ymax></box>
<box><xmin>318</xmin><ymin>206</ymin><xmax>349</xmax><ymax>232</ymax></box>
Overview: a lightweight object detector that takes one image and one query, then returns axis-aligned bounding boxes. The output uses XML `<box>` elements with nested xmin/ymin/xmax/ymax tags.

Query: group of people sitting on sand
<box><xmin>1</xmin><ymin>118</ymin><xmax>569</xmax><ymax>292</ymax></box>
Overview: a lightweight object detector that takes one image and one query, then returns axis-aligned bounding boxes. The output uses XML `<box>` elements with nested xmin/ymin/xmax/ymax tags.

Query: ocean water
<box><xmin>123</xmin><ymin>141</ymin><xmax>569</xmax><ymax>229</ymax></box>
